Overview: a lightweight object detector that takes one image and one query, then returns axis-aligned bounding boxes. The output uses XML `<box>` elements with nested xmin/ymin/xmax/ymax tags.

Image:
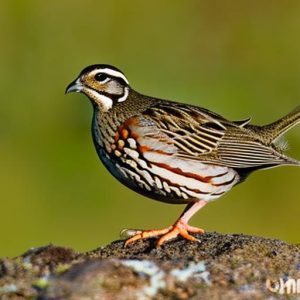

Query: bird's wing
<box><xmin>141</xmin><ymin>102</ymin><xmax>228</xmax><ymax>155</ymax></box>
<box><xmin>215</xmin><ymin>128</ymin><xmax>290</xmax><ymax>168</ymax></box>
<box><xmin>123</xmin><ymin>102</ymin><xmax>291</xmax><ymax>168</ymax></box>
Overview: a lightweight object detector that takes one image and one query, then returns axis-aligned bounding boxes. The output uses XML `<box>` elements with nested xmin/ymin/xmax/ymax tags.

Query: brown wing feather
<box><xmin>141</xmin><ymin>102</ymin><xmax>295</xmax><ymax>168</ymax></box>
<box><xmin>143</xmin><ymin>103</ymin><xmax>226</xmax><ymax>155</ymax></box>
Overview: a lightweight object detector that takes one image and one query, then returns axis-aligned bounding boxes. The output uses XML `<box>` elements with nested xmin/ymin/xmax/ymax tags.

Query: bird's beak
<box><xmin>65</xmin><ymin>78</ymin><xmax>83</xmax><ymax>94</ymax></box>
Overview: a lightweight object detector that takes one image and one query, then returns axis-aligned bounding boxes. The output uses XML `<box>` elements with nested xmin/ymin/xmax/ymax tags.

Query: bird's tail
<box><xmin>259</xmin><ymin>106</ymin><xmax>300</xmax><ymax>143</ymax></box>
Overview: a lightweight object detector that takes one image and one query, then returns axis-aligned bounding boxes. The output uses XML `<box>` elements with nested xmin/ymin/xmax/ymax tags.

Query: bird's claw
<box><xmin>124</xmin><ymin>220</ymin><xmax>205</xmax><ymax>247</ymax></box>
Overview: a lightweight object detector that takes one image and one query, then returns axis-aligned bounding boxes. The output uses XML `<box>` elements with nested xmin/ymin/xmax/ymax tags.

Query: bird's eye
<box><xmin>95</xmin><ymin>73</ymin><xmax>108</xmax><ymax>82</ymax></box>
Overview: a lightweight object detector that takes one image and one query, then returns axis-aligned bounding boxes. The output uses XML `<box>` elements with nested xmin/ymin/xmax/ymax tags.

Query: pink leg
<box><xmin>179</xmin><ymin>200</ymin><xmax>208</xmax><ymax>224</ymax></box>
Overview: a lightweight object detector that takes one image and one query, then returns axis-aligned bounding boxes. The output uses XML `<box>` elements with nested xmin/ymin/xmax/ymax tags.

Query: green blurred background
<box><xmin>1</xmin><ymin>1</ymin><xmax>300</xmax><ymax>257</ymax></box>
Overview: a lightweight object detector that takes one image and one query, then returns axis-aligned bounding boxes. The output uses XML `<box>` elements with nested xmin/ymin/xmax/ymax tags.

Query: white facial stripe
<box><xmin>118</xmin><ymin>87</ymin><xmax>129</xmax><ymax>102</ymax></box>
<box><xmin>84</xmin><ymin>88</ymin><xmax>113</xmax><ymax>112</ymax></box>
<box><xmin>90</xmin><ymin>69</ymin><xmax>129</xmax><ymax>84</ymax></box>
<box><xmin>99</xmin><ymin>77</ymin><xmax>110</xmax><ymax>84</ymax></box>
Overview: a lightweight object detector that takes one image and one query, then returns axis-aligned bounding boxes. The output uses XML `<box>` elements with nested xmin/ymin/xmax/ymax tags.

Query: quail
<box><xmin>66</xmin><ymin>64</ymin><xmax>300</xmax><ymax>247</ymax></box>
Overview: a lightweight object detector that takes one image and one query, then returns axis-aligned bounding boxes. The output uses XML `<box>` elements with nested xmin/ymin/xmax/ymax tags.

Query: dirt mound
<box><xmin>1</xmin><ymin>232</ymin><xmax>300</xmax><ymax>299</ymax></box>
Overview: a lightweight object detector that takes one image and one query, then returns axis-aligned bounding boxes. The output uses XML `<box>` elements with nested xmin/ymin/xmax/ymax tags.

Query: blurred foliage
<box><xmin>0</xmin><ymin>1</ymin><xmax>300</xmax><ymax>257</ymax></box>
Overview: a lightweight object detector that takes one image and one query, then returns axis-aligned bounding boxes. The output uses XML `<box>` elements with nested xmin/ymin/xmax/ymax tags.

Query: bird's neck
<box><xmin>91</xmin><ymin>89</ymin><xmax>157</xmax><ymax>150</ymax></box>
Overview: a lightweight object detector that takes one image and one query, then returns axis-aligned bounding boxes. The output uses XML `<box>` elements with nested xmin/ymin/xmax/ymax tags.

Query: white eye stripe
<box><xmin>118</xmin><ymin>87</ymin><xmax>129</xmax><ymax>102</ymax></box>
<box><xmin>98</xmin><ymin>77</ymin><xmax>110</xmax><ymax>84</ymax></box>
<box><xmin>90</xmin><ymin>69</ymin><xmax>129</xmax><ymax>84</ymax></box>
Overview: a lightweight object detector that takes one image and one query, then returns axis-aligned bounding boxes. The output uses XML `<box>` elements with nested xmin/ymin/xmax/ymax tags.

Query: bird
<box><xmin>66</xmin><ymin>64</ymin><xmax>300</xmax><ymax>247</ymax></box>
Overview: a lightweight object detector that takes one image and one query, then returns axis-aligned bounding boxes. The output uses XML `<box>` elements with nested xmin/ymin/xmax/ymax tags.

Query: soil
<box><xmin>1</xmin><ymin>232</ymin><xmax>300</xmax><ymax>299</ymax></box>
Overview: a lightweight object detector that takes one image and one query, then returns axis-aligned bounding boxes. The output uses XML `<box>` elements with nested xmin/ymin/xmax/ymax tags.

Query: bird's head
<box><xmin>66</xmin><ymin>64</ymin><xmax>130</xmax><ymax>111</ymax></box>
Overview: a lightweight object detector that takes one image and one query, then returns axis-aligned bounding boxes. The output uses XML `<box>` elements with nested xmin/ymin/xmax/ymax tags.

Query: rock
<box><xmin>1</xmin><ymin>232</ymin><xmax>300</xmax><ymax>299</ymax></box>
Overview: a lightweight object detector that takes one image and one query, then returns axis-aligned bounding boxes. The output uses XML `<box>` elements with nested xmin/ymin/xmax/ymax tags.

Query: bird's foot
<box><xmin>123</xmin><ymin>220</ymin><xmax>205</xmax><ymax>247</ymax></box>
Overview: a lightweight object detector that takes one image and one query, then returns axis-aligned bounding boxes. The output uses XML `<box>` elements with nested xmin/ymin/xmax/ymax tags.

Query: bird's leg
<box><xmin>156</xmin><ymin>200</ymin><xmax>207</xmax><ymax>246</ymax></box>
<box><xmin>124</xmin><ymin>200</ymin><xmax>207</xmax><ymax>247</ymax></box>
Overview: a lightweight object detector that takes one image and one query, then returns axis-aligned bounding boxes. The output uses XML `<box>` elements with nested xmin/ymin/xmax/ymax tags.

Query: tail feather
<box><xmin>260</xmin><ymin>106</ymin><xmax>300</xmax><ymax>143</ymax></box>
